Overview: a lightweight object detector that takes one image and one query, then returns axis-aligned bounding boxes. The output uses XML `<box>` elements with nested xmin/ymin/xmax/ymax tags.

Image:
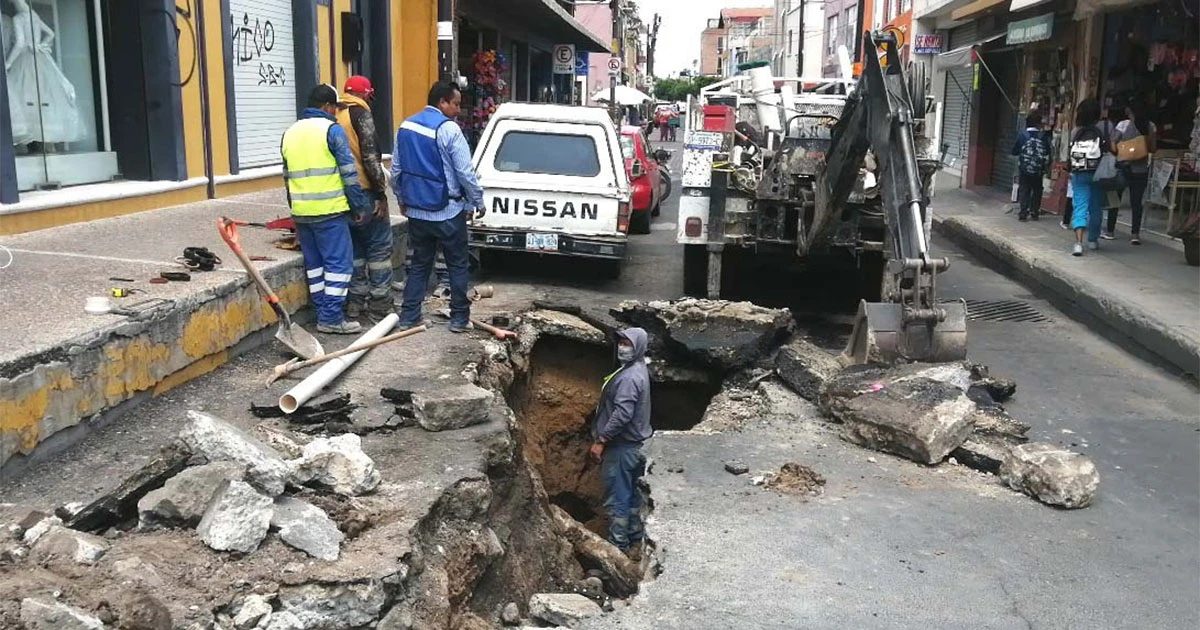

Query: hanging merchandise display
<box><xmin>469</xmin><ymin>49</ymin><xmax>509</xmax><ymax>139</ymax></box>
<box><xmin>5</xmin><ymin>0</ymin><xmax>82</xmax><ymax>147</ymax></box>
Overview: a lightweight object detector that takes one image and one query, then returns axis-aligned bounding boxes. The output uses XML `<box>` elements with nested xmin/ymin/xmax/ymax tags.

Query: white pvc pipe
<box><xmin>279</xmin><ymin>313</ymin><xmax>399</xmax><ymax>414</ymax></box>
<box><xmin>748</xmin><ymin>65</ymin><xmax>783</xmax><ymax>134</ymax></box>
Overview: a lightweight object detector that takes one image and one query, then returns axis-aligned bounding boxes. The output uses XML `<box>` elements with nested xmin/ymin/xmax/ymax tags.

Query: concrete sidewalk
<box><xmin>0</xmin><ymin>189</ymin><xmax>406</xmax><ymax>475</ymax></box>
<box><xmin>931</xmin><ymin>186</ymin><xmax>1200</xmax><ymax>378</ymax></box>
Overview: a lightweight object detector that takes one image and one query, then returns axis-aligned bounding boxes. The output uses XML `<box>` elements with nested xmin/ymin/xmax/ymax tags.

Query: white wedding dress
<box><xmin>4</xmin><ymin>4</ymin><xmax>81</xmax><ymax>145</ymax></box>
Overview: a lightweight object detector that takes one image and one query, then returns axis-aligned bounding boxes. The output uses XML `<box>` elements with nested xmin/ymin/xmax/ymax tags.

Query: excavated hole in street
<box><xmin>509</xmin><ymin>336</ymin><xmax>720</xmax><ymax>536</ymax></box>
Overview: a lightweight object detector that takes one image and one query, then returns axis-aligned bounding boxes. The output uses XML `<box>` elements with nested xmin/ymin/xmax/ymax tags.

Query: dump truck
<box><xmin>677</xmin><ymin>31</ymin><xmax>966</xmax><ymax>364</ymax></box>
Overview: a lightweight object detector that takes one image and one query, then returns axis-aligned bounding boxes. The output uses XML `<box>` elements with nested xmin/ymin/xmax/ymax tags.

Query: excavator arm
<box><xmin>825</xmin><ymin>30</ymin><xmax>968</xmax><ymax>364</ymax></box>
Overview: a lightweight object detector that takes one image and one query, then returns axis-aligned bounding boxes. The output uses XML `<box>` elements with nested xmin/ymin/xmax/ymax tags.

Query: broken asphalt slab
<box><xmin>612</xmin><ymin>298</ymin><xmax>793</xmax><ymax>371</ymax></box>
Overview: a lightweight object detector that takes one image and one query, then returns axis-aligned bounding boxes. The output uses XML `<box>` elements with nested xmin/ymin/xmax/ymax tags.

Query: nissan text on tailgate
<box><xmin>470</xmin><ymin>103</ymin><xmax>632</xmax><ymax>277</ymax></box>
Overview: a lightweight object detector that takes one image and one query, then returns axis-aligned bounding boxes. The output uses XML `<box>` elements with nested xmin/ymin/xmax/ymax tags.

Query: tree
<box><xmin>653</xmin><ymin>76</ymin><xmax>724</xmax><ymax>102</ymax></box>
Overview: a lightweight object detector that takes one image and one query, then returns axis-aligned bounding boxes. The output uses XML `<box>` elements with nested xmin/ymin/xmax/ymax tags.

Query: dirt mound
<box><xmin>765</xmin><ymin>463</ymin><xmax>826</xmax><ymax>497</ymax></box>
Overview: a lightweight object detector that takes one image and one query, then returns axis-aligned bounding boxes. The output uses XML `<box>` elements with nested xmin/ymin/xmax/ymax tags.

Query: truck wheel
<box><xmin>683</xmin><ymin>244</ymin><xmax>707</xmax><ymax>297</ymax></box>
<box><xmin>658</xmin><ymin>170</ymin><xmax>672</xmax><ymax>202</ymax></box>
<box><xmin>631</xmin><ymin>209</ymin><xmax>652</xmax><ymax>234</ymax></box>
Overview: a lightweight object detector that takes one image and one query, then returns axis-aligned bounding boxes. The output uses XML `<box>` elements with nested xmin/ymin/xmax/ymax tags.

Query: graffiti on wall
<box><xmin>231</xmin><ymin>12</ymin><xmax>286</xmax><ymax>86</ymax></box>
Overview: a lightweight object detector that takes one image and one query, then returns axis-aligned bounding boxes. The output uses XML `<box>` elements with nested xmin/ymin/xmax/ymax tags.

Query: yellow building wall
<box><xmin>318</xmin><ymin>5</ymin><xmax>332</xmax><ymax>85</ymax></box>
<box><xmin>396</xmin><ymin>0</ymin><xmax>438</xmax><ymax>122</ymax></box>
<box><xmin>332</xmin><ymin>0</ymin><xmax>353</xmax><ymax>88</ymax></box>
<box><xmin>177</xmin><ymin>0</ymin><xmax>231</xmax><ymax>180</ymax></box>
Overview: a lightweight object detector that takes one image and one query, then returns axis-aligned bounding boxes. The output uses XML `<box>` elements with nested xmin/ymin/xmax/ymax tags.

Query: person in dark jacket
<box><xmin>590</xmin><ymin>328</ymin><xmax>653</xmax><ymax>555</ymax></box>
<box><xmin>1011</xmin><ymin>112</ymin><xmax>1051</xmax><ymax>221</ymax></box>
<box><xmin>337</xmin><ymin>75</ymin><xmax>394</xmax><ymax>322</ymax></box>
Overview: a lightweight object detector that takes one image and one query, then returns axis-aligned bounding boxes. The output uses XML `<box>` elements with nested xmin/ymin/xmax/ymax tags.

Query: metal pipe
<box><xmin>279</xmin><ymin>313</ymin><xmax>399</xmax><ymax>414</ymax></box>
<box><xmin>195</xmin><ymin>0</ymin><xmax>215</xmax><ymax>199</ymax></box>
<box><xmin>437</xmin><ymin>0</ymin><xmax>453</xmax><ymax>80</ymax></box>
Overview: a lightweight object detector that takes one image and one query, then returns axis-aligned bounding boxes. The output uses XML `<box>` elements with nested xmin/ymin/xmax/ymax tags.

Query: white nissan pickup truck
<box><xmin>469</xmin><ymin>103</ymin><xmax>632</xmax><ymax>277</ymax></box>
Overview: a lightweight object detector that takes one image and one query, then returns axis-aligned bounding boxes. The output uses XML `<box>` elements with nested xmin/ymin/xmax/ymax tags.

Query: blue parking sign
<box><xmin>575</xmin><ymin>52</ymin><xmax>589</xmax><ymax>76</ymax></box>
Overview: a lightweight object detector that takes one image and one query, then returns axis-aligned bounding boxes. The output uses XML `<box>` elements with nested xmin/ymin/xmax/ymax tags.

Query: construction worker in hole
<box><xmin>280</xmin><ymin>84</ymin><xmax>373</xmax><ymax>335</ymax></box>
<box><xmin>589</xmin><ymin>327</ymin><xmax>653</xmax><ymax>559</ymax></box>
<box><xmin>337</xmin><ymin>75</ymin><xmax>395</xmax><ymax>323</ymax></box>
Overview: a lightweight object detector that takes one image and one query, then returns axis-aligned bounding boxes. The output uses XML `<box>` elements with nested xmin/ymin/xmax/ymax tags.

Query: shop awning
<box><xmin>461</xmin><ymin>0</ymin><xmax>610</xmax><ymax>53</ymax></box>
<box><xmin>1010</xmin><ymin>0</ymin><xmax>1053</xmax><ymax>11</ymax></box>
<box><xmin>951</xmin><ymin>0</ymin><xmax>1007</xmax><ymax>21</ymax></box>
<box><xmin>1073</xmin><ymin>0</ymin><xmax>1158</xmax><ymax>19</ymax></box>
<box><xmin>935</xmin><ymin>33</ymin><xmax>1004</xmax><ymax>69</ymax></box>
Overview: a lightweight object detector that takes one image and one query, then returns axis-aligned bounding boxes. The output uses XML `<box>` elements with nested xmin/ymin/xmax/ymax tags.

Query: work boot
<box><xmin>345</xmin><ymin>300</ymin><xmax>366</xmax><ymax>320</ymax></box>
<box><xmin>317</xmin><ymin>320</ymin><xmax>363</xmax><ymax>335</ymax></box>
<box><xmin>448</xmin><ymin>321</ymin><xmax>474</xmax><ymax>334</ymax></box>
<box><xmin>367</xmin><ymin>298</ymin><xmax>394</xmax><ymax>321</ymax></box>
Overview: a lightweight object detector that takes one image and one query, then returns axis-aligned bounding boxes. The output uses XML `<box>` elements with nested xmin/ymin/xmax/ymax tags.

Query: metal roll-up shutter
<box><xmin>948</xmin><ymin>22</ymin><xmax>978</xmax><ymax>50</ymax></box>
<box><xmin>228</xmin><ymin>0</ymin><xmax>298</xmax><ymax>168</ymax></box>
<box><xmin>942</xmin><ymin>67</ymin><xmax>973</xmax><ymax>167</ymax></box>
<box><xmin>989</xmin><ymin>52</ymin><xmax>1021</xmax><ymax>191</ymax></box>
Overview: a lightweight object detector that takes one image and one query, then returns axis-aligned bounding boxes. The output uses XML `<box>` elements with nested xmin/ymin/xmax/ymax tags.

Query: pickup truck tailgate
<box><xmin>478</xmin><ymin>184</ymin><xmax>622</xmax><ymax>236</ymax></box>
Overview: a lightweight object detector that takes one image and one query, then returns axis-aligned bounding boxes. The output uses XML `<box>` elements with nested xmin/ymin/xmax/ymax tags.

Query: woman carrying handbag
<box><xmin>1103</xmin><ymin>103</ymin><xmax>1157</xmax><ymax>245</ymax></box>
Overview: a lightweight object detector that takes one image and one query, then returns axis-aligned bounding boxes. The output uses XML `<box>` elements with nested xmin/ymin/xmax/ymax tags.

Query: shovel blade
<box><xmin>276</xmin><ymin>323</ymin><xmax>325</xmax><ymax>360</ymax></box>
<box><xmin>843</xmin><ymin>300</ymin><xmax>968</xmax><ymax>365</ymax></box>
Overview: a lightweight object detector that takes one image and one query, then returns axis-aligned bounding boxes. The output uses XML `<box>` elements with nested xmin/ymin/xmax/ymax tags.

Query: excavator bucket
<box><xmin>842</xmin><ymin>299</ymin><xmax>968</xmax><ymax>364</ymax></box>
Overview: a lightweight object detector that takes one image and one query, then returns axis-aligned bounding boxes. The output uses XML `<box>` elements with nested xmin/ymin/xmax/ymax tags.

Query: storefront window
<box><xmin>3</xmin><ymin>0</ymin><xmax>116</xmax><ymax>191</ymax></box>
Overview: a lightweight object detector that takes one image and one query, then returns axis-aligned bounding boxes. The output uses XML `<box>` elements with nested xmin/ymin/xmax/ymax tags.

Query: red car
<box><xmin>620</xmin><ymin>126</ymin><xmax>669</xmax><ymax>234</ymax></box>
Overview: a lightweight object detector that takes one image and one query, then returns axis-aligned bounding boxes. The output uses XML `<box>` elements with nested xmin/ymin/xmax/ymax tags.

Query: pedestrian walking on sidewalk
<box><xmin>1012</xmin><ymin>112</ymin><xmax>1051</xmax><ymax>221</ymax></box>
<box><xmin>657</xmin><ymin>109</ymin><xmax>670</xmax><ymax>142</ymax></box>
<box><xmin>392</xmin><ymin>80</ymin><xmax>484</xmax><ymax>333</ymax></box>
<box><xmin>337</xmin><ymin>75</ymin><xmax>395</xmax><ymax>323</ymax></box>
<box><xmin>1067</xmin><ymin>98</ymin><xmax>1111</xmax><ymax>257</ymax></box>
<box><xmin>1102</xmin><ymin>102</ymin><xmax>1157</xmax><ymax>245</ymax></box>
<box><xmin>589</xmin><ymin>328</ymin><xmax>653</xmax><ymax>559</ymax></box>
<box><xmin>281</xmin><ymin>84</ymin><xmax>372</xmax><ymax>334</ymax></box>
<box><xmin>668</xmin><ymin>108</ymin><xmax>681</xmax><ymax>142</ymax></box>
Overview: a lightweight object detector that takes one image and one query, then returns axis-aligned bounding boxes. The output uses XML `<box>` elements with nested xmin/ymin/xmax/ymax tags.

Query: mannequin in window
<box><xmin>4</xmin><ymin>0</ymin><xmax>81</xmax><ymax>148</ymax></box>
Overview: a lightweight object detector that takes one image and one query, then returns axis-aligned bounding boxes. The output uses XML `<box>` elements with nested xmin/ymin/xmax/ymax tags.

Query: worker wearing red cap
<box><xmin>337</xmin><ymin>75</ymin><xmax>395</xmax><ymax>322</ymax></box>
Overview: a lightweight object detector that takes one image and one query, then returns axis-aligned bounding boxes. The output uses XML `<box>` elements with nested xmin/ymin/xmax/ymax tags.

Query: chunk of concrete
<box><xmin>548</xmin><ymin>505</ymin><xmax>641</xmax><ymax>597</ymax></box>
<box><xmin>613</xmin><ymin>299</ymin><xmax>792</xmax><ymax>370</ymax></box>
<box><xmin>528</xmin><ymin>593</ymin><xmax>602</xmax><ymax>628</ymax></box>
<box><xmin>232</xmin><ymin>594</ymin><xmax>273</xmax><ymax>630</ymax></box>
<box><xmin>181</xmin><ymin>411</ymin><xmax>293</xmax><ymax>496</ymax></box>
<box><xmin>825</xmin><ymin>377</ymin><xmax>975</xmax><ymax>465</ymax></box>
<box><xmin>501</xmin><ymin>602</ymin><xmax>521</xmax><ymax>625</ymax></box>
<box><xmin>19</xmin><ymin>598</ymin><xmax>105</xmax><ymax>630</ymax></box>
<box><xmin>270</xmin><ymin>496</ymin><xmax>344</xmax><ymax>561</ymax></box>
<box><xmin>413</xmin><ymin>383</ymin><xmax>495</xmax><ymax>432</ymax></box>
<box><xmin>113</xmin><ymin>556</ymin><xmax>165</xmax><ymax>588</ymax></box>
<box><xmin>1000</xmin><ymin>443</ymin><xmax>1099</xmax><ymax>509</ymax></box>
<box><xmin>951</xmin><ymin>436</ymin><xmax>1014</xmax><ymax>474</ymax></box>
<box><xmin>277</xmin><ymin>581</ymin><xmax>386</xmax><ymax>629</ymax></box>
<box><xmin>774</xmin><ymin>338</ymin><xmax>842</xmax><ymax>400</ymax></box>
<box><xmin>262</xmin><ymin>610</ymin><xmax>305</xmax><ymax>630</ymax></box>
<box><xmin>22</xmin><ymin>515</ymin><xmax>63</xmax><ymax>546</ymax></box>
<box><xmin>969</xmin><ymin>404</ymin><xmax>1031</xmax><ymax>443</ymax></box>
<box><xmin>28</xmin><ymin>525</ymin><xmax>109</xmax><ymax>565</ymax></box>
<box><xmin>821</xmin><ymin>362</ymin><xmax>973</xmax><ymax>406</ymax></box>
<box><xmin>291</xmin><ymin>433</ymin><xmax>381</xmax><ymax>496</ymax></box>
<box><xmin>68</xmin><ymin>442</ymin><xmax>193</xmax><ymax>532</ymax></box>
<box><xmin>196</xmin><ymin>480</ymin><xmax>273</xmax><ymax>553</ymax></box>
<box><xmin>138</xmin><ymin>461</ymin><xmax>247</xmax><ymax>529</ymax></box>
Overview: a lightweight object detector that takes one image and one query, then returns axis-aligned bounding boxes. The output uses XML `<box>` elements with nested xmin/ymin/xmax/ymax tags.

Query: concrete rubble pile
<box><xmin>612</xmin><ymin>298</ymin><xmax>793</xmax><ymax>371</ymax></box>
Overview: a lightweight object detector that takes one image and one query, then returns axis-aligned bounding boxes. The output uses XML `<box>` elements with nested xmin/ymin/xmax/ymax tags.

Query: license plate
<box><xmin>525</xmin><ymin>232</ymin><xmax>559</xmax><ymax>251</ymax></box>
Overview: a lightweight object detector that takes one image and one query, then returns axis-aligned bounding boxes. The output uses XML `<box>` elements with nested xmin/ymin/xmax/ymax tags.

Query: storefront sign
<box><xmin>553</xmin><ymin>44</ymin><xmax>575</xmax><ymax>74</ymax></box>
<box><xmin>1006</xmin><ymin>13</ymin><xmax>1053</xmax><ymax>45</ymax></box>
<box><xmin>913</xmin><ymin>34</ymin><xmax>944</xmax><ymax>54</ymax></box>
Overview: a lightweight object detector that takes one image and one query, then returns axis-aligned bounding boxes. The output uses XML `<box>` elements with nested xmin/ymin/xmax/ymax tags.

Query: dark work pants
<box><xmin>1017</xmin><ymin>172</ymin><xmax>1043</xmax><ymax>219</ymax></box>
<box><xmin>602</xmin><ymin>441</ymin><xmax>646</xmax><ymax>551</ymax></box>
<box><xmin>1107</xmin><ymin>173</ymin><xmax>1148</xmax><ymax>235</ymax></box>
<box><xmin>399</xmin><ymin>211</ymin><xmax>471</xmax><ymax>327</ymax></box>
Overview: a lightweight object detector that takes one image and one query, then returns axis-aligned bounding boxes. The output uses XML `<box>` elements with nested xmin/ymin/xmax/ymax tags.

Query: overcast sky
<box><xmin>636</xmin><ymin>0</ymin><xmax>774</xmax><ymax>77</ymax></box>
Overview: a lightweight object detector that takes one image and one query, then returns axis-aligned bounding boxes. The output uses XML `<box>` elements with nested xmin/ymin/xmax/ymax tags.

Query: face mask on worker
<box><xmin>617</xmin><ymin>344</ymin><xmax>635</xmax><ymax>364</ymax></box>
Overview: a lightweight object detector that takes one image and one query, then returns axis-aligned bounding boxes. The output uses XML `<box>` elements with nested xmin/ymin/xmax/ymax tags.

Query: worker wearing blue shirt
<box><xmin>391</xmin><ymin>81</ymin><xmax>485</xmax><ymax>333</ymax></box>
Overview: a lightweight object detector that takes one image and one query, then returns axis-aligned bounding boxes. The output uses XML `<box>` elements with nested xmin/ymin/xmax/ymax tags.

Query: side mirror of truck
<box><xmin>631</xmin><ymin>159</ymin><xmax>644</xmax><ymax>179</ymax></box>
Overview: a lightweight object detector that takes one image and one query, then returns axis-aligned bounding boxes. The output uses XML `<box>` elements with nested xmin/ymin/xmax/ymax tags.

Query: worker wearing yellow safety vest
<box><xmin>281</xmin><ymin>84</ymin><xmax>374</xmax><ymax>334</ymax></box>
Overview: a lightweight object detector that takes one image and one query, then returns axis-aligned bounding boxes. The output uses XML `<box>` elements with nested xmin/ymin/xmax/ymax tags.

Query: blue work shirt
<box><xmin>390</xmin><ymin>107</ymin><xmax>485</xmax><ymax>222</ymax></box>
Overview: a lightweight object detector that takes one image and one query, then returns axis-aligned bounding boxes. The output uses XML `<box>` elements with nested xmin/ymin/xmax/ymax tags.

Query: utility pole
<box><xmin>796</xmin><ymin>0</ymin><xmax>805</xmax><ymax>76</ymax></box>
<box><xmin>647</xmin><ymin>13</ymin><xmax>661</xmax><ymax>81</ymax></box>
<box><xmin>610</xmin><ymin>0</ymin><xmax>621</xmax><ymax>122</ymax></box>
<box><xmin>437</xmin><ymin>0</ymin><xmax>453</xmax><ymax>80</ymax></box>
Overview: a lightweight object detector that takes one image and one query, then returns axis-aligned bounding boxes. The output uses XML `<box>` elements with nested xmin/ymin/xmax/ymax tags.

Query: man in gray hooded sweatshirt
<box><xmin>589</xmin><ymin>328</ymin><xmax>653</xmax><ymax>555</ymax></box>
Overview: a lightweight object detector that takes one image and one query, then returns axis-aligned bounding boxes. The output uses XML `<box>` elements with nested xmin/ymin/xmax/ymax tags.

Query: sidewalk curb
<box><xmin>933</xmin><ymin>214</ymin><xmax>1200</xmax><ymax>380</ymax></box>
<box><xmin>0</xmin><ymin>220</ymin><xmax>408</xmax><ymax>474</ymax></box>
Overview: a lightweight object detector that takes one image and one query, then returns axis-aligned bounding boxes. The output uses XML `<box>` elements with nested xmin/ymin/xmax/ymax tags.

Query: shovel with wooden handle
<box><xmin>266</xmin><ymin>325</ymin><xmax>427</xmax><ymax>385</ymax></box>
<box><xmin>218</xmin><ymin>217</ymin><xmax>325</xmax><ymax>360</ymax></box>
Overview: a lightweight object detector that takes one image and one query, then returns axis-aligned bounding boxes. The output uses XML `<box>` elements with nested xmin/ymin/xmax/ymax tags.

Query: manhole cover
<box><xmin>965</xmin><ymin>299</ymin><xmax>1050</xmax><ymax>323</ymax></box>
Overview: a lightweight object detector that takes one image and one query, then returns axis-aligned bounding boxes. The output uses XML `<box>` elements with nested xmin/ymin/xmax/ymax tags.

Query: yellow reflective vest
<box><xmin>281</xmin><ymin>118</ymin><xmax>351</xmax><ymax>217</ymax></box>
